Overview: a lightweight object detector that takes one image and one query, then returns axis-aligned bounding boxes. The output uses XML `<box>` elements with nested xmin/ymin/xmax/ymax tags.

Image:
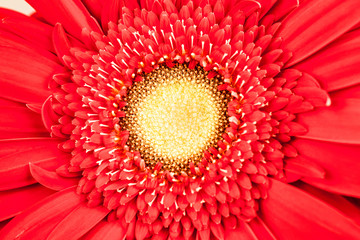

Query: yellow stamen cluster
<box><xmin>122</xmin><ymin>64</ymin><xmax>229</xmax><ymax>173</ymax></box>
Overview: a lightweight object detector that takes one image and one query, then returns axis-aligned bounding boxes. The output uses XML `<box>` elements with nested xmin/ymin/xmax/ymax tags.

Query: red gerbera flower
<box><xmin>0</xmin><ymin>0</ymin><xmax>360</xmax><ymax>239</ymax></box>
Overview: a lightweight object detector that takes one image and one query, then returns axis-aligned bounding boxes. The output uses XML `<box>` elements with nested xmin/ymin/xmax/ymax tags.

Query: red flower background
<box><xmin>0</xmin><ymin>0</ymin><xmax>360</xmax><ymax>239</ymax></box>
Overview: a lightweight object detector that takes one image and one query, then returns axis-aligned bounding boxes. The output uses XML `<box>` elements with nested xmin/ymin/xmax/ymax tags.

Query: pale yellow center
<box><xmin>122</xmin><ymin>64</ymin><xmax>229</xmax><ymax>172</ymax></box>
<box><xmin>137</xmin><ymin>81</ymin><xmax>219</xmax><ymax>160</ymax></box>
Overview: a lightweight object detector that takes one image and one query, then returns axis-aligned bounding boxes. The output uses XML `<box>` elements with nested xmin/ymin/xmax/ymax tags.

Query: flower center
<box><xmin>123</xmin><ymin>64</ymin><xmax>229</xmax><ymax>172</ymax></box>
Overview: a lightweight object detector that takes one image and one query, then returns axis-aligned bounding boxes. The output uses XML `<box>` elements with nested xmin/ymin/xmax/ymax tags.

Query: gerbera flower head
<box><xmin>1</xmin><ymin>0</ymin><xmax>360</xmax><ymax>239</ymax></box>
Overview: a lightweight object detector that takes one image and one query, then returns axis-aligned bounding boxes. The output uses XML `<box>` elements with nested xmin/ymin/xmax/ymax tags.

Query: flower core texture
<box><xmin>123</xmin><ymin>64</ymin><xmax>229</xmax><ymax>172</ymax></box>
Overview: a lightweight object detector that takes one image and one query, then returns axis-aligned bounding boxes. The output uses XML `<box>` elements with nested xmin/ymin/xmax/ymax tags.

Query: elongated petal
<box><xmin>0</xmin><ymin>105</ymin><xmax>48</xmax><ymax>134</ymax></box>
<box><xmin>0</xmin><ymin>132</ymin><xmax>48</xmax><ymax>139</ymax></box>
<box><xmin>0</xmin><ymin>156</ymin><xmax>68</xmax><ymax>191</ymax></box>
<box><xmin>0</xmin><ymin>98</ymin><xmax>23</xmax><ymax>108</ymax></box>
<box><xmin>29</xmin><ymin>163</ymin><xmax>79</xmax><ymax>191</ymax></box>
<box><xmin>295</xmin><ymin>29</ymin><xmax>360</xmax><ymax>91</ymax></box>
<box><xmin>0</xmin><ymin>8</ymin><xmax>29</xmax><ymax>19</ymax></box>
<box><xmin>0</xmin><ymin>187</ymin><xmax>82</xmax><ymax>240</ymax></box>
<box><xmin>41</xmin><ymin>96</ymin><xmax>59</xmax><ymax>133</ymax></box>
<box><xmin>26</xmin><ymin>103</ymin><xmax>42</xmax><ymax>113</ymax></box>
<box><xmin>292</xmin><ymin>139</ymin><xmax>360</xmax><ymax>197</ymax></box>
<box><xmin>0</xmin><ymin>138</ymin><xmax>61</xmax><ymax>157</ymax></box>
<box><xmin>293</xmin><ymin>182</ymin><xmax>360</xmax><ymax>226</ymax></box>
<box><xmin>0</xmin><ymin>31</ymin><xmax>59</xmax><ymax>62</ymax></box>
<box><xmin>0</xmin><ymin>184</ymin><xmax>54</xmax><ymax>221</ymax></box>
<box><xmin>0</xmin><ymin>16</ymin><xmax>54</xmax><ymax>52</ymax></box>
<box><xmin>225</xmin><ymin>220</ymin><xmax>259</xmax><ymax>239</ymax></box>
<box><xmin>284</xmin><ymin>156</ymin><xmax>325</xmax><ymax>179</ymax></box>
<box><xmin>261</xmin><ymin>179</ymin><xmax>360</xmax><ymax>239</ymax></box>
<box><xmin>0</xmin><ymin>45</ymin><xmax>63</xmax><ymax>104</ymax></box>
<box><xmin>82</xmin><ymin>220</ymin><xmax>126</xmax><ymax>240</ymax></box>
<box><xmin>52</xmin><ymin>23</ymin><xmax>73</xmax><ymax>65</ymax></box>
<box><xmin>26</xmin><ymin>0</ymin><xmax>102</xmax><ymax>42</ymax></box>
<box><xmin>256</xmin><ymin>0</ymin><xmax>277</xmax><ymax>18</ymax></box>
<box><xmin>277</xmin><ymin>0</ymin><xmax>360</xmax><ymax>66</ymax></box>
<box><xmin>101</xmin><ymin>0</ymin><xmax>122</xmax><ymax>31</ymax></box>
<box><xmin>330</xmin><ymin>84</ymin><xmax>360</xmax><ymax>99</ymax></box>
<box><xmin>267</xmin><ymin>0</ymin><xmax>299</xmax><ymax>21</ymax></box>
<box><xmin>47</xmin><ymin>204</ymin><xmax>110</xmax><ymax>240</ymax></box>
<box><xmin>0</xmin><ymin>220</ymin><xmax>10</xmax><ymax>233</ymax></box>
<box><xmin>248</xmin><ymin>217</ymin><xmax>277</xmax><ymax>240</ymax></box>
<box><xmin>0</xmin><ymin>98</ymin><xmax>47</xmax><ymax>138</ymax></box>
<box><xmin>0</xmin><ymin>138</ymin><xmax>68</xmax><ymax>190</ymax></box>
<box><xmin>82</xmin><ymin>0</ymin><xmax>103</xmax><ymax>20</ymax></box>
<box><xmin>298</xmin><ymin>98</ymin><xmax>360</xmax><ymax>144</ymax></box>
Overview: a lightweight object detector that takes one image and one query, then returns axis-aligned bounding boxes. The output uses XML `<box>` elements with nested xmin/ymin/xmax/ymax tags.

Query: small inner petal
<box><xmin>122</xmin><ymin>64</ymin><xmax>229</xmax><ymax>172</ymax></box>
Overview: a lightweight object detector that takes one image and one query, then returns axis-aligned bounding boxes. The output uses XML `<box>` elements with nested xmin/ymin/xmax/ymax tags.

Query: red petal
<box><xmin>29</xmin><ymin>163</ymin><xmax>79</xmax><ymax>191</ymax></box>
<box><xmin>0</xmin><ymin>30</ymin><xmax>57</xmax><ymax>61</ymax></box>
<box><xmin>285</xmin><ymin>156</ymin><xmax>325</xmax><ymax>179</ymax></box>
<box><xmin>210</xmin><ymin>221</ymin><xmax>225</xmax><ymax>240</ymax></box>
<box><xmin>101</xmin><ymin>0</ymin><xmax>122</xmax><ymax>31</ymax></box>
<box><xmin>277</xmin><ymin>0</ymin><xmax>360</xmax><ymax>66</ymax></box>
<box><xmin>163</xmin><ymin>191</ymin><xmax>176</xmax><ymax>208</ymax></box>
<box><xmin>0</xmin><ymin>184</ymin><xmax>54</xmax><ymax>221</ymax></box>
<box><xmin>0</xmin><ymin>98</ymin><xmax>23</xmax><ymax>108</ymax></box>
<box><xmin>26</xmin><ymin>0</ymin><xmax>102</xmax><ymax>42</ymax></box>
<box><xmin>0</xmin><ymin>104</ymin><xmax>48</xmax><ymax>134</ymax></box>
<box><xmin>0</xmin><ymin>131</ymin><xmax>47</xmax><ymax>140</ymax></box>
<box><xmin>293</xmin><ymin>182</ymin><xmax>360</xmax><ymax>226</ymax></box>
<box><xmin>292</xmin><ymin>87</ymin><xmax>330</xmax><ymax>107</ymax></box>
<box><xmin>225</xmin><ymin>220</ymin><xmax>258</xmax><ymax>239</ymax></box>
<box><xmin>0</xmin><ymin>98</ymin><xmax>47</xmax><ymax>139</ymax></box>
<box><xmin>0</xmin><ymin>16</ymin><xmax>54</xmax><ymax>52</ymax></box>
<box><xmin>261</xmin><ymin>179</ymin><xmax>360</xmax><ymax>239</ymax></box>
<box><xmin>0</xmin><ymin>138</ymin><xmax>61</xmax><ymax>157</ymax></box>
<box><xmin>47</xmin><ymin>204</ymin><xmax>110</xmax><ymax>240</ymax></box>
<box><xmin>135</xmin><ymin>219</ymin><xmax>149</xmax><ymax>240</ymax></box>
<box><xmin>292</xmin><ymin>138</ymin><xmax>360</xmax><ymax>197</ymax></box>
<box><xmin>256</xmin><ymin>0</ymin><xmax>277</xmax><ymax>18</ymax></box>
<box><xmin>248</xmin><ymin>217</ymin><xmax>277</xmax><ymax>240</ymax></box>
<box><xmin>298</xmin><ymin>98</ymin><xmax>360</xmax><ymax>144</ymax></box>
<box><xmin>0</xmin><ymin>45</ymin><xmax>62</xmax><ymax>104</ymax></box>
<box><xmin>350</xmin><ymin>21</ymin><xmax>360</xmax><ymax>32</ymax></box>
<box><xmin>295</xmin><ymin>29</ymin><xmax>360</xmax><ymax>91</ymax></box>
<box><xmin>0</xmin><ymin>187</ymin><xmax>82</xmax><ymax>240</ymax></box>
<box><xmin>82</xmin><ymin>0</ymin><xmax>103</xmax><ymax>20</ymax></box>
<box><xmin>26</xmin><ymin>103</ymin><xmax>42</xmax><ymax>113</ymax></box>
<box><xmin>330</xmin><ymin>84</ymin><xmax>360</xmax><ymax>99</ymax></box>
<box><xmin>197</xmin><ymin>228</ymin><xmax>210</xmax><ymax>240</ymax></box>
<box><xmin>0</xmin><ymin>138</ymin><xmax>68</xmax><ymax>190</ymax></box>
<box><xmin>0</xmin><ymin>8</ymin><xmax>29</xmax><ymax>19</ymax></box>
<box><xmin>267</xmin><ymin>0</ymin><xmax>299</xmax><ymax>21</ymax></box>
<box><xmin>0</xmin><ymin>220</ymin><xmax>10</xmax><ymax>233</ymax></box>
<box><xmin>41</xmin><ymin>96</ymin><xmax>59</xmax><ymax>133</ymax></box>
<box><xmin>52</xmin><ymin>23</ymin><xmax>73</xmax><ymax>66</ymax></box>
<box><xmin>81</xmin><ymin>220</ymin><xmax>126</xmax><ymax>240</ymax></box>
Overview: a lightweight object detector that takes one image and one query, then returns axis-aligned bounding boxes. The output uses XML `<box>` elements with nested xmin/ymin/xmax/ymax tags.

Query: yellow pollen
<box><xmin>138</xmin><ymin>81</ymin><xmax>219</xmax><ymax>159</ymax></box>
<box><xmin>122</xmin><ymin>64</ymin><xmax>229</xmax><ymax>173</ymax></box>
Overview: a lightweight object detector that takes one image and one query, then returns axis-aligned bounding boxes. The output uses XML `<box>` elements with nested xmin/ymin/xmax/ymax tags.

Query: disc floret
<box><xmin>123</xmin><ymin>64</ymin><xmax>230</xmax><ymax>173</ymax></box>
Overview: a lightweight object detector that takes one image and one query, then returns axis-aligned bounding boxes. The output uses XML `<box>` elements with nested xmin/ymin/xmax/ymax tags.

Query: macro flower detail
<box><xmin>0</xmin><ymin>0</ymin><xmax>360</xmax><ymax>239</ymax></box>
